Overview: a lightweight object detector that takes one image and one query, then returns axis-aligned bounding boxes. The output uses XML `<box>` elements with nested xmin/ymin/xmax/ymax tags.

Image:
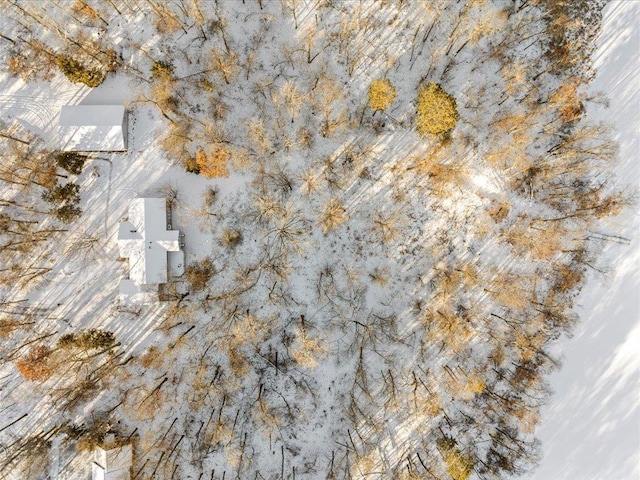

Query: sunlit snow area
<box><xmin>532</xmin><ymin>1</ymin><xmax>640</xmax><ymax>479</ymax></box>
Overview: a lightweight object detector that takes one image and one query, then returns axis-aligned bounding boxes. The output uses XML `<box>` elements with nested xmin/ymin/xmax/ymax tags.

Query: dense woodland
<box><xmin>0</xmin><ymin>0</ymin><xmax>631</xmax><ymax>479</ymax></box>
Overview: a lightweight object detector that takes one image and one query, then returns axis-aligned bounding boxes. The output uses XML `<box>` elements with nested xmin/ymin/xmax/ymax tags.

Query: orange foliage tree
<box><xmin>16</xmin><ymin>345</ymin><xmax>54</xmax><ymax>381</ymax></box>
<box><xmin>195</xmin><ymin>146</ymin><xmax>230</xmax><ymax>178</ymax></box>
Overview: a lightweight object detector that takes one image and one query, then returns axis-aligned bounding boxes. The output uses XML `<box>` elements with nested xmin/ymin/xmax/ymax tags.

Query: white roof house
<box><xmin>118</xmin><ymin>198</ymin><xmax>184</xmax><ymax>296</ymax></box>
<box><xmin>59</xmin><ymin>105</ymin><xmax>127</xmax><ymax>152</ymax></box>
<box><xmin>92</xmin><ymin>443</ymin><xmax>132</xmax><ymax>480</ymax></box>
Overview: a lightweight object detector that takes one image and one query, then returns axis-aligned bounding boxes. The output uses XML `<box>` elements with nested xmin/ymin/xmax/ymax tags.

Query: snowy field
<box><xmin>532</xmin><ymin>2</ymin><xmax>640</xmax><ymax>479</ymax></box>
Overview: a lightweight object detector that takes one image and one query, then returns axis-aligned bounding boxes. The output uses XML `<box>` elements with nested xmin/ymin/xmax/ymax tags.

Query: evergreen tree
<box><xmin>55</xmin><ymin>152</ymin><xmax>86</xmax><ymax>175</ymax></box>
<box><xmin>55</xmin><ymin>54</ymin><xmax>105</xmax><ymax>87</ymax></box>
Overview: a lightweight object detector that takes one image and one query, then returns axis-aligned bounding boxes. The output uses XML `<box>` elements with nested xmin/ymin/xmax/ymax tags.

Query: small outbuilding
<box><xmin>92</xmin><ymin>442</ymin><xmax>132</xmax><ymax>480</ymax></box>
<box><xmin>59</xmin><ymin>105</ymin><xmax>127</xmax><ymax>152</ymax></box>
<box><xmin>118</xmin><ymin>198</ymin><xmax>184</xmax><ymax>297</ymax></box>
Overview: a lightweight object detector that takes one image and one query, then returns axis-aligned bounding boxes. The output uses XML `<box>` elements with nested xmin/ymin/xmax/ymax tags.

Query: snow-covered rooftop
<box><xmin>59</xmin><ymin>105</ymin><xmax>127</xmax><ymax>152</ymax></box>
<box><xmin>118</xmin><ymin>198</ymin><xmax>183</xmax><ymax>288</ymax></box>
<box><xmin>92</xmin><ymin>443</ymin><xmax>132</xmax><ymax>480</ymax></box>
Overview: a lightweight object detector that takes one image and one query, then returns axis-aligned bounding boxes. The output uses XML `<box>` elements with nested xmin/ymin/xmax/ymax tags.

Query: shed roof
<box><xmin>93</xmin><ymin>444</ymin><xmax>132</xmax><ymax>480</ymax></box>
<box><xmin>59</xmin><ymin>105</ymin><xmax>126</xmax><ymax>151</ymax></box>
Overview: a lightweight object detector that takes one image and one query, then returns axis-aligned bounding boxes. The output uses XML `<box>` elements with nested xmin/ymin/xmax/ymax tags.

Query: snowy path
<box><xmin>90</xmin><ymin>157</ymin><xmax>114</xmax><ymax>239</ymax></box>
<box><xmin>531</xmin><ymin>2</ymin><xmax>640</xmax><ymax>479</ymax></box>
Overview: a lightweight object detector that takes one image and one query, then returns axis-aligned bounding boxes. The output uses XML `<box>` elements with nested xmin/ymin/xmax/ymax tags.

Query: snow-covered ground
<box><xmin>532</xmin><ymin>2</ymin><xmax>640</xmax><ymax>479</ymax></box>
<box><xmin>0</xmin><ymin>1</ymin><xmax>636</xmax><ymax>478</ymax></box>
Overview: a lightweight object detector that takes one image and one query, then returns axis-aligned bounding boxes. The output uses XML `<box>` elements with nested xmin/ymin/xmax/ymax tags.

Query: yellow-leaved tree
<box><xmin>416</xmin><ymin>82</ymin><xmax>459</xmax><ymax>136</ymax></box>
<box><xmin>444</xmin><ymin>449</ymin><xmax>474</xmax><ymax>480</ymax></box>
<box><xmin>368</xmin><ymin>78</ymin><xmax>397</xmax><ymax>111</ymax></box>
<box><xmin>437</xmin><ymin>438</ymin><xmax>474</xmax><ymax>480</ymax></box>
